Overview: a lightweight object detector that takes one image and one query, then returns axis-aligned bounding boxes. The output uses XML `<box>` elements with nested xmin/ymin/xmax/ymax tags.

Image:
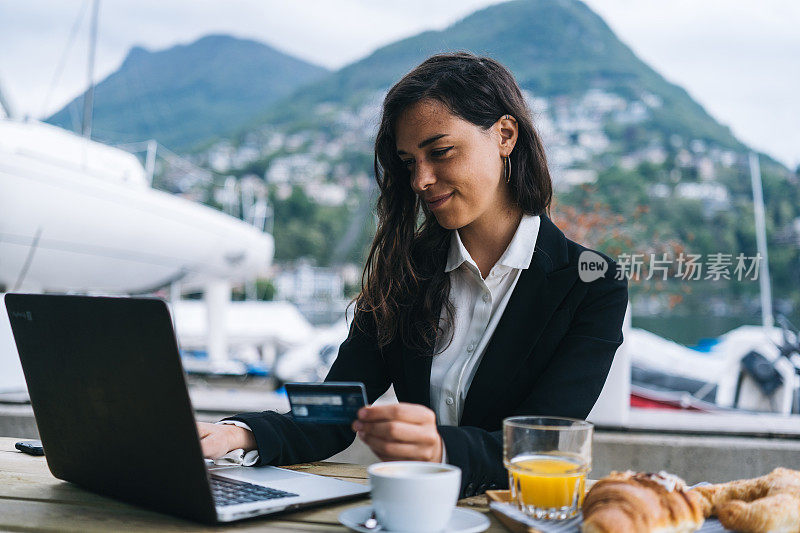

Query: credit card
<box><xmin>284</xmin><ymin>382</ymin><xmax>368</xmax><ymax>424</ymax></box>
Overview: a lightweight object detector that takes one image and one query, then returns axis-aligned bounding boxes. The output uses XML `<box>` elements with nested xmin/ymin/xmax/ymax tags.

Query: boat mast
<box><xmin>81</xmin><ymin>0</ymin><xmax>100</xmax><ymax>139</ymax></box>
<box><xmin>749</xmin><ymin>151</ymin><xmax>773</xmax><ymax>329</ymax></box>
<box><xmin>0</xmin><ymin>78</ymin><xmax>14</xmax><ymax>118</ymax></box>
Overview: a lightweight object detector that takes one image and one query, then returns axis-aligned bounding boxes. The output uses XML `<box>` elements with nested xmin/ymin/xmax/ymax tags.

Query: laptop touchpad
<box><xmin>212</xmin><ymin>466</ymin><xmax>308</xmax><ymax>484</ymax></box>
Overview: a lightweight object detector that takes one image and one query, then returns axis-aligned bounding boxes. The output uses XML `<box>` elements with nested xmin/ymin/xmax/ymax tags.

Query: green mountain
<box><xmin>46</xmin><ymin>35</ymin><xmax>328</xmax><ymax>150</ymax></box>
<box><xmin>260</xmin><ymin>0</ymin><xmax>740</xmax><ymax>150</ymax></box>
<box><xmin>229</xmin><ymin>0</ymin><xmax>796</xmax><ymax>315</ymax></box>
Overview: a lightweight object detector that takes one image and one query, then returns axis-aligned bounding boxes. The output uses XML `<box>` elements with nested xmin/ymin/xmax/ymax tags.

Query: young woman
<box><xmin>197</xmin><ymin>53</ymin><xmax>628</xmax><ymax>498</ymax></box>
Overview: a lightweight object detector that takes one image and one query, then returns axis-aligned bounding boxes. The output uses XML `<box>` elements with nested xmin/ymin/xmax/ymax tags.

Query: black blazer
<box><xmin>227</xmin><ymin>215</ymin><xmax>628</xmax><ymax>498</ymax></box>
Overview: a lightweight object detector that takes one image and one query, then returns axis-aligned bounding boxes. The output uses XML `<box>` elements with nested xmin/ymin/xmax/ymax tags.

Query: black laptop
<box><xmin>4</xmin><ymin>293</ymin><xmax>368</xmax><ymax>524</ymax></box>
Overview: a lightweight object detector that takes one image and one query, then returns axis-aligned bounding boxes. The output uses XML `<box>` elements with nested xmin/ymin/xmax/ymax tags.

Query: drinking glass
<box><xmin>503</xmin><ymin>416</ymin><xmax>592</xmax><ymax>520</ymax></box>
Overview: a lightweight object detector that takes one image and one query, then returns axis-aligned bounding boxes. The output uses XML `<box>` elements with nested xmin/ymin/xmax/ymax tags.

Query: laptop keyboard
<box><xmin>211</xmin><ymin>476</ymin><xmax>298</xmax><ymax>507</ymax></box>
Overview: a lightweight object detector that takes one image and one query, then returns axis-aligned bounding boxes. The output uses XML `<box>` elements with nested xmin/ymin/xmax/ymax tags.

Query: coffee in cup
<box><xmin>367</xmin><ymin>461</ymin><xmax>461</xmax><ymax>532</ymax></box>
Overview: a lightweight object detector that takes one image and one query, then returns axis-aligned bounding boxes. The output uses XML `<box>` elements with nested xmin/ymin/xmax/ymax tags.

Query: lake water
<box><xmin>632</xmin><ymin>313</ymin><xmax>800</xmax><ymax>346</ymax></box>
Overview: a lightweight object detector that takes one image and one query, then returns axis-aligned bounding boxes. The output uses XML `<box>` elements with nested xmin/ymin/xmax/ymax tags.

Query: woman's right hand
<box><xmin>196</xmin><ymin>421</ymin><xmax>257</xmax><ymax>459</ymax></box>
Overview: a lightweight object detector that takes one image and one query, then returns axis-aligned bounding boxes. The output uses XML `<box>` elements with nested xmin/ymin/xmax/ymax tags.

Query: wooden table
<box><xmin>0</xmin><ymin>437</ymin><xmax>506</xmax><ymax>532</ymax></box>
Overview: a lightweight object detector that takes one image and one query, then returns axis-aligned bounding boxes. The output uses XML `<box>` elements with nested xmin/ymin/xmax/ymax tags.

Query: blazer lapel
<box><xmin>460</xmin><ymin>216</ymin><xmax>577</xmax><ymax>427</ymax></box>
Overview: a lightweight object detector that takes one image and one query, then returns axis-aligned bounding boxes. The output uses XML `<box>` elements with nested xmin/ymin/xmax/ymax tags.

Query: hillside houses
<box><xmin>195</xmin><ymin>86</ymin><xmax>751</xmax><ymax>235</ymax></box>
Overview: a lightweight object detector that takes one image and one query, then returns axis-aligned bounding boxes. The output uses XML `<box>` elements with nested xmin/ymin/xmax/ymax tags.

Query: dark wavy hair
<box><xmin>354</xmin><ymin>52</ymin><xmax>553</xmax><ymax>353</ymax></box>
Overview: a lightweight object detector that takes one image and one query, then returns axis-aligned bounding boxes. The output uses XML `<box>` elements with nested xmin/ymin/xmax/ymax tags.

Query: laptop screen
<box><xmin>6</xmin><ymin>293</ymin><xmax>217</xmax><ymax>523</ymax></box>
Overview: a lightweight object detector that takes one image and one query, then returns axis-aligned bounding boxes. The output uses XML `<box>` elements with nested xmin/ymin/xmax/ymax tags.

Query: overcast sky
<box><xmin>0</xmin><ymin>0</ymin><xmax>798</xmax><ymax>168</ymax></box>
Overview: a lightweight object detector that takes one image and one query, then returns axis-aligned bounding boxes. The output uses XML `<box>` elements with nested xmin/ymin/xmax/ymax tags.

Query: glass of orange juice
<box><xmin>503</xmin><ymin>416</ymin><xmax>592</xmax><ymax>520</ymax></box>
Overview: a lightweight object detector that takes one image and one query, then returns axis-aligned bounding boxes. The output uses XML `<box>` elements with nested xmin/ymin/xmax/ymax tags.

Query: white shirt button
<box><xmin>482</xmin><ymin>293</ymin><xmax>490</xmax><ymax>302</ymax></box>
<box><xmin>445</xmin><ymin>397</ymin><xmax>454</xmax><ymax>405</ymax></box>
<box><xmin>467</xmin><ymin>343</ymin><xmax>475</xmax><ymax>352</ymax></box>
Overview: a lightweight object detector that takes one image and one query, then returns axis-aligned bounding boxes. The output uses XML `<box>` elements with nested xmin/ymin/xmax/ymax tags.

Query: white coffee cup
<box><xmin>367</xmin><ymin>461</ymin><xmax>461</xmax><ymax>532</ymax></box>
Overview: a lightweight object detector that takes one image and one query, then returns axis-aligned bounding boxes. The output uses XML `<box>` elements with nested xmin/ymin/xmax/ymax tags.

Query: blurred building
<box><xmin>275</xmin><ymin>261</ymin><xmax>344</xmax><ymax>302</ymax></box>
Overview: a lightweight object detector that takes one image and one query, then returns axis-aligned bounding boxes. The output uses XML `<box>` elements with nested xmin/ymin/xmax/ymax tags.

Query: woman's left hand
<box><xmin>351</xmin><ymin>403</ymin><xmax>443</xmax><ymax>462</ymax></box>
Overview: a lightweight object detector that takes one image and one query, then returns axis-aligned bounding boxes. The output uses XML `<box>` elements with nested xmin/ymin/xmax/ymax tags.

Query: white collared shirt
<box><xmin>430</xmin><ymin>214</ymin><xmax>540</xmax><ymax>426</ymax></box>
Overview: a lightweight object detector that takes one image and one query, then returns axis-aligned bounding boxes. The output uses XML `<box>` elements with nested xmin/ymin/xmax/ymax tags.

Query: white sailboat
<box><xmin>0</xmin><ymin>0</ymin><xmax>282</xmax><ymax>391</ymax></box>
<box><xmin>0</xmin><ymin>117</ymin><xmax>273</xmax><ymax>294</ymax></box>
<box><xmin>0</xmin><ymin>91</ymin><xmax>274</xmax><ymax>390</ymax></box>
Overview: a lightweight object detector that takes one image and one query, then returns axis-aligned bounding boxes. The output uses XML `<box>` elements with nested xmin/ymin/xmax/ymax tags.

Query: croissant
<box><xmin>581</xmin><ymin>471</ymin><xmax>705</xmax><ymax>533</ymax></box>
<box><xmin>689</xmin><ymin>467</ymin><xmax>800</xmax><ymax>533</ymax></box>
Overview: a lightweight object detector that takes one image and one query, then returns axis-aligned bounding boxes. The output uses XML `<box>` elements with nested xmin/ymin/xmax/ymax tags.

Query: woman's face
<box><xmin>395</xmin><ymin>99</ymin><xmax>517</xmax><ymax>231</ymax></box>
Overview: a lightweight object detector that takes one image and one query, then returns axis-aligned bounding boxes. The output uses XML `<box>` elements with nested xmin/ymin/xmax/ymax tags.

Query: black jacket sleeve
<box><xmin>224</xmin><ymin>315</ymin><xmax>391</xmax><ymax>466</ymax></box>
<box><xmin>438</xmin><ymin>271</ymin><xmax>628</xmax><ymax>498</ymax></box>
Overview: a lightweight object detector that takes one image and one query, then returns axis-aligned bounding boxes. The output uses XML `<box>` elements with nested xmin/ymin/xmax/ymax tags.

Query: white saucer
<box><xmin>339</xmin><ymin>505</ymin><xmax>490</xmax><ymax>533</ymax></box>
